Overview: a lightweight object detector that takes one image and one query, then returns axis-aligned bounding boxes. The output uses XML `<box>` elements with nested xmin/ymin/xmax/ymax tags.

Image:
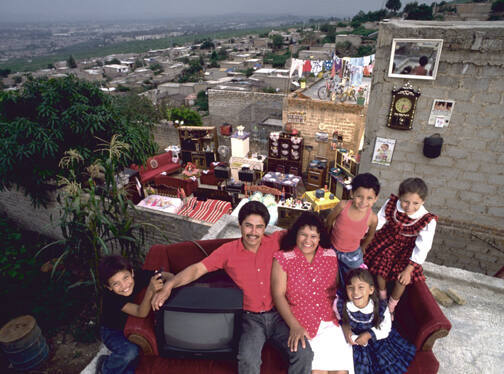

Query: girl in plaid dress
<box><xmin>334</xmin><ymin>269</ymin><xmax>416</xmax><ymax>374</ymax></box>
<box><xmin>363</xmin><ymin>178</ymin><xmax>437</xmax><ymax>317</ymax></box>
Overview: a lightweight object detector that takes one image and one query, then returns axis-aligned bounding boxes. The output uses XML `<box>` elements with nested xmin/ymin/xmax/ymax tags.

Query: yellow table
<box><xmin>302</xmin><ymin>190</ymin><xmax>340</xmax><ymax>213</ymax></box>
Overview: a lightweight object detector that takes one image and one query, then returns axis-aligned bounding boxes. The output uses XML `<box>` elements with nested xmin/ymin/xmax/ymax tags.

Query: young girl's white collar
<box><xmin>347</xmin><ymin>298</ymin><xmax>374</xmax><ymax>313</ymax></box>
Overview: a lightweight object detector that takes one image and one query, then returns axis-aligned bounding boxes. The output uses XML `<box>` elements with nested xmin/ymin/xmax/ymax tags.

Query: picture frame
<box><xmin>428</xmin><ymin>99</ymin><xmax>455</xmax><ymax>127</ymax></box>
<box><xmin>371</xmin><ymin>137</ymin><xmax>396</xmax><ymax>166</ymax></box>
<box><xmin>388</xmin><ymin>39</ymin><xmax>443</xmax><ymax>80</ymax></box>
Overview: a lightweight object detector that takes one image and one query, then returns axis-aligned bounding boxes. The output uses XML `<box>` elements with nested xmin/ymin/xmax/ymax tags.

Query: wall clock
<box><xmin>387</xmin><ymin>82</ymin><xmax>420</xmax><ymax>130</ymax></box>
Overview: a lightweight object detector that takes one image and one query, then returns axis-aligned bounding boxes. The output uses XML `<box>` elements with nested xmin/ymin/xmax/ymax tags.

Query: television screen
<box><xmin>155</xmin><ymin>271</ymin><xmax>243</xmax><ymax>360</ymax></box>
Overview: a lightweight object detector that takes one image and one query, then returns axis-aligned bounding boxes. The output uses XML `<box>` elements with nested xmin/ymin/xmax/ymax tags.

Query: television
<box><xmin>155</xmin><ymin>270</ymin><xmax>243</xmax><ymax>360</ymax></box>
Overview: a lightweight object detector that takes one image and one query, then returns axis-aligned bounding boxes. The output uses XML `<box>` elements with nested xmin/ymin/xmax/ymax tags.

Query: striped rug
<box><xmin>178</xmin><ymin>197</ymin><xmax>232</xmax><ymax>224</ymax></box>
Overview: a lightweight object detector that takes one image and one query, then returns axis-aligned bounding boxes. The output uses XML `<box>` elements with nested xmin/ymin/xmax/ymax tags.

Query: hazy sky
<box><xmin>0</xmin><ymin>0</ymin><xmax>438</xmax><ymax>23</ymax></box>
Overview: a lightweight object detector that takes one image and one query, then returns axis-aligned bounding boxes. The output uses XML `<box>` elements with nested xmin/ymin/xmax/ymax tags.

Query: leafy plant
<box><xmin>40</xmin><ymin>135</ymin><xmax>151</xmax><ymax>303</ymax></box>
<box><xmin>0</xmin><ymin>75</ymin><xmax>158</xmax><ymax>206</ymax></box>
<box><xmin>166</xmin><ymin>106</ymin><xmax>203</xmax><ymax>126</ymax></box>
<box><xmin>195</xmin><ymin>90</ymin><xmax>209</xmax><ymax>111</ymax></box>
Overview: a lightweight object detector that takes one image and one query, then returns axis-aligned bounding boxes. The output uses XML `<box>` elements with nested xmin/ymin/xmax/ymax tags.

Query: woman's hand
<box><xmin>355</xmin><ymin>332</ymin><xmax>372</xmax><ymax>346</ymax></box>
<box><xmin>342</xmin><ymin>324</ymin><xmax>355</xmax><ymax>345</ymax></box>
<box><xmin>288</xmin><ymin>325</ymin><xmax>311</xmax><ymax>352</ymax></box>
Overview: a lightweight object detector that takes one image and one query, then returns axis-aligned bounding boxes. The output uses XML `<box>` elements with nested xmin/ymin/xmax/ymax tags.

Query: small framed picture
<box><xmin>372</xmin><ymin>137</ymin><xmax>396</xmax><ymax>166</ymax></box>
<box><xmin>428</xmin><ymin>99</ymin><xmax>455</xmax><ymax>127</ymax></box>
<box><xmin>388</xmin><ymin>39</ymin><xmax>443</xmax><ymax>80</ymax></box>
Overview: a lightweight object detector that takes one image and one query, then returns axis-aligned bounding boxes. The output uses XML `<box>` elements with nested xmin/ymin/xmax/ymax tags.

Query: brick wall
<box><xmin>360</xmin><ymin>20</ymin><xmax>504</xmax><ymax>274</ymax></box>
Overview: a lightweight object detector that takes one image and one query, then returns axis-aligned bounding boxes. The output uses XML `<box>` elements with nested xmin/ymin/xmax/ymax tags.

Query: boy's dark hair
<box><xmin>342</xmin><ymin>268</ymin><xmax>382</xmax><ymax>328</ymax></box>
<box><xmin>351</xmin><ymin>173</ymin><xmax>380</xmax><ymax>196</ymax></box>
<box><xmin>280</xmin><ymin>211</ymin><xmax>331</xmax><ymax>251</ymax></box>
<box><xmin>238</xmin><ymin>200</ymin><xmax>270</xmax><ymax>226</ymax></box>
<box><xmin>98</xmin><ymin>255</ymin><xmax>133</xmax><ymax>286</ymax></box>
<box><xmin>399</xmin><ymin>177</ymin><xmax>428</xmax><ymax>200</ymax></box>
<box><xmin>419</xmin><ymin>55</ymin><xmax>428</xmax><ymax>66</ymax></box>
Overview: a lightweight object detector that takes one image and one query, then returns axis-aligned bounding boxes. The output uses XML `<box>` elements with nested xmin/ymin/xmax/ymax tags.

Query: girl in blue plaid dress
<box><xmin>363</xmin><ymin>178</ymin><xmax>437</xmax><ymax>317</ymax></box>
<box><xmin>334</xmin><ymin>269</ymin><xmax>416</xmax><ymax>374</ymax></box>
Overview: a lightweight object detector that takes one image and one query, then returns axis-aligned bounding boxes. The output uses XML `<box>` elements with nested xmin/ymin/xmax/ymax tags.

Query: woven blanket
<box><xmin>178</xmin><ymin>197</ymin><xmax>232</xmax><ymax>224</ymax></box>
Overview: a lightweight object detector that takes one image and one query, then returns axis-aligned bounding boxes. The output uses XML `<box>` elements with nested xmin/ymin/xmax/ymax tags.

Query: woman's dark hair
<box><xmin>98</xmin><ymin>255</ymin><xmax>132</xmax><ymax>287</ymax></box>
<box><xmin>341</xmin><ymin>268</ymin><xmax>382</xmax><ymax>329</ymax></box>
<box><xmin>238</xmin><ymin>200</ymin><xmax>270</xmax><ymax>226</ymax></box>
<box><xmin>398</xmin><ymin>177</ymin><xmax>428</xmax><ymax>200</ymax></box>
<box><xmin>280</xmin><ymin>211</ymin><xmax>331</xmax><ymax>251</ymax></box>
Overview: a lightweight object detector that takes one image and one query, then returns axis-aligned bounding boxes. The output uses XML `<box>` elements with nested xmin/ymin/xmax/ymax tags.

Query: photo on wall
<box><xmin>428</xmin><ymin>99</ymin><xmax>455</xmax><ymax>127</ymax></box>
<box><xmin>371</xmin><ymin>137</ymin><xmax>396</xmax><ymax>166</ymax></box>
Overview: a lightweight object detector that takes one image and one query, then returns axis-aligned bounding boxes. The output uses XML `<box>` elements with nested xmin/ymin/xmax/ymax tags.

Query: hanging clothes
<box><xmin>350</xmin><ymin>66</ymin><xmax>364</xmax><ymax>86</ymax></box>
<box><xmin>323</xmin><ymin>60</ymin><xmax>333</xmax><ymax>71</ymax></box>
<box><xmin>311</xmin><ymin>60</ymin><xmax>323</xmax><ymax>76</ymax></box>
<box><xmin>289</xmin><ymin>58</ymin><xmax>304</xmax><ymax>78</ymax></box>
<box><xmin>302</xmin><ymin>60</ymin><xmax>312</xmax><ymax>74</ymax></box>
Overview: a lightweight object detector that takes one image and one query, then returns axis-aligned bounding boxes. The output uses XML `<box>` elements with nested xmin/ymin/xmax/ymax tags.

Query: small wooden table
<box><xmin>302</xmin><ymin>190</ymin><xmax>339</xmax><ymax>213</ymax></box>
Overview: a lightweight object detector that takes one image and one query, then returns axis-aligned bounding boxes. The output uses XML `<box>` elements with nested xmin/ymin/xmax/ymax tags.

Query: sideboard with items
<box><xmin>267</xmin><ymin>131</ymin><xmax>304</xmax><ymax>176</ymax></box>
<box><xmin>329</xmin><ymin>149</ymin><xmax>359</xmax><ymax>200</ymax></box>
<box><xmin>178</xmin><ymin>126</ymin><xmax>219</xmax><ymax>170</ymax></box>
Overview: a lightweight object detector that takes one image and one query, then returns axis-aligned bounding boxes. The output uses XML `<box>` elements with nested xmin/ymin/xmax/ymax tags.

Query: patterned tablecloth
<box><xmin>261</xmin><ymin>172</ymin><xmax>303</xmax><ymax>197</ymax></box>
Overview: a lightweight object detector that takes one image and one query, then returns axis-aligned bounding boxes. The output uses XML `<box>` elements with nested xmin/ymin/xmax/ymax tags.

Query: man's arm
<box><xmin>151</xmin><ymin>262</ymin><xmax>208</xmax><ymax>311</ymax></box>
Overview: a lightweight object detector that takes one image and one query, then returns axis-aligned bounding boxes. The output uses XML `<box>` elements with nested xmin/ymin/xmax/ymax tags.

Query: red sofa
<box><xmin>153</xmin><ymin>174</ymin><xmax>198</xmax><ymax>196</ymax></box>
<box><xmin>131</xmin><ymin>152</ymin><xmax>181</xmax><ymax>184</ymax></box>
<box><xmin>124</xmin><ymin>240</ymin><xmax>451</xmax><ymax>374</ymax></box>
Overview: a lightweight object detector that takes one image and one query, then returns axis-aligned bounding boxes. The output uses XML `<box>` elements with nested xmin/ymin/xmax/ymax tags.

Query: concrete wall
<box><xmin>360</xmin><ymin>20</ymin><xmax>504</xmax><ymax>269</ymax></box>
<box><xmin>361</xmin><ymin>20</ymin><xmax>504</xmax><ymax>232</ymax></box>
<box><xmin>456</xmin><ymin>3</ymin><xmax>491</xmax><ymax>21</ymax></box>
<box><xmin>0</xmin><ymin>186</ymin><xmax>210</xmax><ymax>255</ymax></box>
<box><xmin>208</xmin><ymin>90</ymin><xmax>285</xmax><ymax>132</ymax></box>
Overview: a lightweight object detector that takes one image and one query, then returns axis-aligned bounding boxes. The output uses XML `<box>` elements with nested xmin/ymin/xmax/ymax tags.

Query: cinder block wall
<box><xmin>360</xmin><ymin>20</ymin><xmax>504</xmax><ymax>275</ymax></box>
<box><xmin>208</xmin><ymin>90</ymin><xmax>285</xmax><ymax>131</ymax></box>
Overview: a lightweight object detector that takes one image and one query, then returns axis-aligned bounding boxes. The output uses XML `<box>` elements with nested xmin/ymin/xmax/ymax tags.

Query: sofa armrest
<box><xmin>125</xmin><ymin>312</ymin><xmax>158</xmax><ymax>356</ymax></box>
<box><xmin>395</xmin><ymin>281</ymin><xmax>451</xmax><ymax>351</ymax></box>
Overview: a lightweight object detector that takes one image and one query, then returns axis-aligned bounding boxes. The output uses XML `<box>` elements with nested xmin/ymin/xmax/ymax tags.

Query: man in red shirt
<box><xmin>152</xmin><ymin>201</ymin><xmax>313</xmax><ymax>374</ymax></box>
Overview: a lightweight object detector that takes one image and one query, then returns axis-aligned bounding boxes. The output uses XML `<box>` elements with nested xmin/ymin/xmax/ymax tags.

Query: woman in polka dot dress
<box><xmin>272</xmin><ymin>211</ymin><xmax>354</xmax><ymax>374</ymax></box>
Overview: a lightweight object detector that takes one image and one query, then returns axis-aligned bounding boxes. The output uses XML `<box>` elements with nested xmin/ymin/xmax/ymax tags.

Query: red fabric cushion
<box><xmin>406</xmin><ymin>351</ymin><xmax>439</xmax><ymax>374</ymax></box>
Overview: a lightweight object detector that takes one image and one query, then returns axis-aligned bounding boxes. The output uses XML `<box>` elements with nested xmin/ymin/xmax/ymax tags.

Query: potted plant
<box><xmin>356</xmin><ymin>86</ymin><xmax>367</xmax><ymax>106</ymax></box>
<box><xmin>299</xmin><ymin>77</ymin><xmax>306</xmax><ymax>89</ymax></box>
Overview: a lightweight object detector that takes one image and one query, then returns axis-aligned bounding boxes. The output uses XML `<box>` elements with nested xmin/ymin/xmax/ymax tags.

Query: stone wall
<box><xmin>283</xmin><ymin>95</ymin><xmax>366</xmax><ymax>168</ymax></box>
<box><xmin>360</xmin><ymin>20</ymin><xmax>504</xmax><ymax>274</ymax></box>
<box><xmin>0</xmin><ymin>187</ymin><xmax>210</xmax><ymax>255</ymax></box>
<box><xmin>208</xmin><ymin>90</ymin><xmax>285</xmax><ymax>132</ymax></box>
<box><xmin>361</xmin><ymin>20</ymin><xmax>504</xmax><ymax>233</ymax></box>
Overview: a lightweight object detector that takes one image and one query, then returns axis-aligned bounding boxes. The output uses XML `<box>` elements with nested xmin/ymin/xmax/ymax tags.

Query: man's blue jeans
<box><xmin>100</xmin><ymin>326</ymin><xmax>139</xmax><ymax>374</ymax></box>
<box><xmin>237</xmin><ymin>309</ymin><xmax>313</xmax><ymax>374</ymax></box>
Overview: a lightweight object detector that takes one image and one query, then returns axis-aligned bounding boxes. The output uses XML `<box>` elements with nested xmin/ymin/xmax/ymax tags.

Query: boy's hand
<box><xmin>288</xmin><ymin>325</ymin><xmax>311</xmax><ymax>352</ymax></box>
<box><xmin>148</xmin><ymin>273</ymin><xmax>164</xmax><ymax>293</ymax></box>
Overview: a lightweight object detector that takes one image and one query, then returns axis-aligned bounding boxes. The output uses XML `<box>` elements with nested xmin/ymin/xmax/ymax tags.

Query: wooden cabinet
<box><xmin>178</xmin><ymin>126</ymin><xmax>219</xmax><ymax>169</ymax></box>
<box><xmin>267</xmin><ymin>132</ymin><xmax>303</xmax><ymax>176</ymax></box>
<box><xmin>305</xmin><ymin>156</ymin><xmax>328</xmax><ymax>191</ymax></box>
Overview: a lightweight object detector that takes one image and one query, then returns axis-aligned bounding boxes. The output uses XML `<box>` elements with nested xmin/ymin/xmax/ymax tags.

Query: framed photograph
<box><xmin>428</xmin><ymin>99</ymin><xmax>455</xmax><ymax>127</ymax></box>
<box><xmin>388</xmin><ymin>39</ymin><xmax>443</xmax><ymax>80</ymax></box>
<box><xmin>372</xmin><ymin>137</ymin><xmax>396</xmax><ymax>166</ymax></box>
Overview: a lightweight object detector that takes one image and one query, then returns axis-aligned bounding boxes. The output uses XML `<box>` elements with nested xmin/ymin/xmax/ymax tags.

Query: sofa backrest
<box><xmin>143</xmin><ymin>238</ymin><xmax>236</xmax><ymax>274</ymax></box>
